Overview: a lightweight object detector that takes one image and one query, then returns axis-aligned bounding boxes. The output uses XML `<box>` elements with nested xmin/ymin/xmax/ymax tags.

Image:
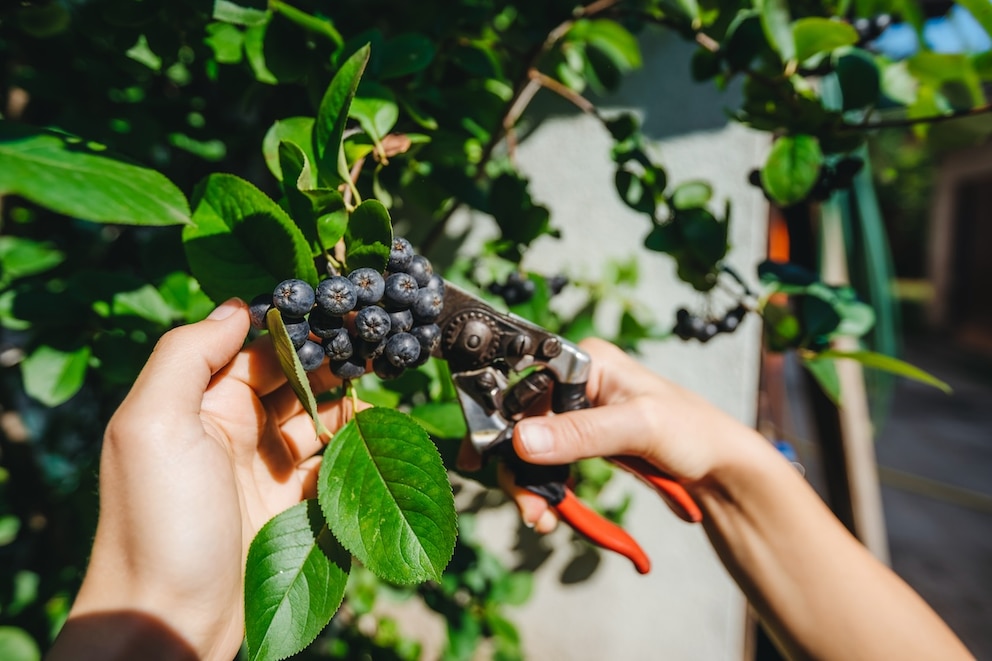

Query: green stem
<box><xmin>268</xmin><ymin>0</ymin><xmax>343</xmax><ymax>47</ymax></box>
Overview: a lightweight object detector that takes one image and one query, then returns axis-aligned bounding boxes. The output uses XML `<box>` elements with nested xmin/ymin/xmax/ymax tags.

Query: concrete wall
<box><xmin>425</xmin><ymin>29</ymin><xmax>770</xmax><ymax>660</ymax></box>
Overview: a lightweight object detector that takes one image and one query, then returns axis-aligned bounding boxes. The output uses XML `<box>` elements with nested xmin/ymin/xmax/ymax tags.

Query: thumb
<box><xmin>513</xmin><ymin>399</ymin><xmax>654</xmax><ymax>466</ymax></box>
<box><xmin>125</xmin><ymin>298</ymin><xmax>250</xmax><ymax>417</ymax></box>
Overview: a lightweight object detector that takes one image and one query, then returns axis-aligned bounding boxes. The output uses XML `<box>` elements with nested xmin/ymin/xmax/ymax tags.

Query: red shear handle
<box><xmin>553</xmin><ymin>488</ymin><xmax>652</xmax><ymax>575</ymax></box>
<box><xmin>609</xmin><ymin>456</ymin><xmax>703</xmax><ymax>524</ymax></box>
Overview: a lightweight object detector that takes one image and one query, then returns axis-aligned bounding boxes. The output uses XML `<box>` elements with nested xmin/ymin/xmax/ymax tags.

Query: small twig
<box><xmin>342</xmin><ymin>156</ymin><xmax>366</xmax><ymax>209</ymax></box>
<box><xmin>852</xmin><ymin>103</ymin><xmax>992</xmax><ymax>130</ymax></box>
<box><xmin>530</xmin><ymin>69</ymin><xmax>602</xmax><ymax>118</ymax></box>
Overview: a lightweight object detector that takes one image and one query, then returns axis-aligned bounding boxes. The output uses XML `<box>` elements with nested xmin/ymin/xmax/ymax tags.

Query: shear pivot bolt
<box><xmin>540</xmin><ymin>337</ymin><xmax>561</xmax><ymax>358</ymax></box>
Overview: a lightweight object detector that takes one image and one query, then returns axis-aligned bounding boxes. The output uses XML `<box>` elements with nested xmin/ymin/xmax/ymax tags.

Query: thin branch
<box><xmin>853</xmin><ymin>103</ymin><xmax>992</xmax><ymax>130</ymax></box>
<box><xmin>421</xmin><ymin>0</ymin><xmax>623</xmax><ymax>254</ymax></box>
<box><xmin>530</xmin><ymin>69</ymin><xmax>602</xmax><ymax>117</ymax></box>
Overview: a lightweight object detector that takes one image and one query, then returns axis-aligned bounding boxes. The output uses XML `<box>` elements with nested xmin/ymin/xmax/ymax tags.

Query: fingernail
<box><xmin>207</xmin><ymin>298</ymin><xmax>243</xmax><ymax>321</ymax></box>
<box><xmin>535</xmin><ymin>509</ymin><xmax>558</xmax><ymax>534</ymax></box>
<box><xmin>518</xmin><ymin>421</ymin><xmax>553</xmax><ymax>457</ymax></box>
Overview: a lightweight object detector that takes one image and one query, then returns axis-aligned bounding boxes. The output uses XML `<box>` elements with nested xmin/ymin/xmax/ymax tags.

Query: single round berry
<box><xmin>388</xmin><ymin>309</ymin><xmax>414</xmax><ymax>334</ymax></box>
<box><xmin>412</xmin><ymin>288</ymin><xmax>443</xmax><ymax>322</ymax></box>
<box><xmin>410</xmin><ymin>323</ymin><xmax>441</xmax><ymax>355</ymax></box>
<box><xmin>249</xmin><ymin>293</ymin><xmax>272</xmax><ymax>330</ymax></box>
<box><xmin>384</xmin><ymin>332</ymin><xmax>421</xmax><ymax>368</ymax></box>
<box><xmin>373</xmin><ymin>354</ymin><xmax>406</xmax><ymax>380</ymax></box>
<box><xmin>309</xmin><ymin>308</ymin><xmax>344</xmax><ymax>339</ymax></box>
<box><xmin>424</xmin><ymin>273</ymin><xmax>445</xmax><ymax>296</ymax></box>
<box><xmin>330</xmin><ymin>356</ymin><xmax>367</xmax><ymax>380</ymax></box>
<box><xmin>547</xmin><ymin>274</ymin><xmax>568</xmax><ymax>296</ymax></box>
<box><xmin>383</xmin><ymin>272</ymin><xmax>419</xmax><ymax>310</ymax></box>
<box><xmin>355</xmin><ymin>305</ymin><xmax>391</xmax><ymax>342</ymax></box>
<box><xmin>297</xmin><ymin>340</ymin><xmax>325</xmax><ymax>372</ymax></box>
<box><xmin>697</xmin><ymin>321</ymin><xmax>719</xmax><ymax>343</ymax></box>
<box><xmin>405</xmin><ymin>254</ymin><xmax>434</xmax><ymax>287</ymax></box>
<box><xmin>348</xmin><ymin>268</ymin><xmax>386</xmax><ymax>306</ymax></box>
<box><xmin>315</xmin><ymin>276</ymin><xmax>357</xmax><ymax>316</ymax></box>
<box><xmin>273</xmin><ymin>279</ymin><xmax>315</xmax><ymax>318</ymax></box>
<box><xmin>717</xmin><ymin>305</ymin><xmax>747</xmax><ymax>333</ymax></box>
<box><xmin>284</xmin><ymin>317</ymin><xmax>311</xmax><ymax>349</ymax></box>
<box><xmin>387</xmin><ymin>237</ymin><xmax>414</xmax><ymax>272</ymax></box>
<box><xmin>322</xmin><ymin>328</ymin><xmax>353</xmax><ymax>361</ymax></box>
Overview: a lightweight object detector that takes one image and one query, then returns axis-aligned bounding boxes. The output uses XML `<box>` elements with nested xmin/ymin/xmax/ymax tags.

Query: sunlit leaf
<box><xmin>793</xmin><ymin>17</ymin><xmax>857</xmax><ymax>63</ymax></box>
<box><xmin>814</xmin><ymin>349</ymin><xmax>952</xmax><ymax>394</ymax></box>
<box><xmin>0</xmin><ymin>122</ymin><xmax>190</xmax><ymax>226</ymax></box>
<box><xmin>760</xmin><ymin>134</ymin><xmax>822</xmax><ymax>206</ymax></box>
<box><xmin>244</xmin><ymin>500</ymin><xmax>350</xmax><ymax>661</ymax></box>
<box><xmin>266</xmin><ymin>308</ymin><xmax>332</xmax><ymax>440</ymax></box>
<box><xmin>21</xmin><ymin>344</ymin><xmax>91</xmax><ymax>407</ymax></box>
<box><xmin>318</xmin><ymin>408</ymin><xmax>457</xmax><ymax>584</ymax></box>
<box><xmin>315</xmin><ymin>45</ymin><xmax>371</xmax><ymax>185</ymax></box>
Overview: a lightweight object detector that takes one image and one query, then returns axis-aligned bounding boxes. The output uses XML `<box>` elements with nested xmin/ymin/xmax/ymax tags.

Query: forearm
<box><xmin>692</xmin><ymin>432</ymin><xmax>973</xmax><ymax>660</ymax></box>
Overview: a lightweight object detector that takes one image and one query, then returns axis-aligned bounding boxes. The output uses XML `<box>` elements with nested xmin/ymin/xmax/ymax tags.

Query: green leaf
<box><xmin>793</xmin><ymin>17</ymin><xmax>857</xmax><ymax>63</ymax></box>
<box><xmin>880</xmin><ymin>60</ymin><xmax>918</xmax><ymax>106</ymax></box>
<box><xmin>835</xmin><ymin>48</ymin><xmax>880</xmax><ymax>110</ymax></box>
<box><xmin>671</xmin><ymin>180</ymin><xmax>712</xmax><ymax>209</ymax></box>
<box><xmin>315</xmin><ymin>45</ymin><xmax>371</xmax><ymax>186</ymax></box>
<box><xmin>266</xmin><ymin>308</ymin><xmax>332</xmax><ymax>440</ymax></box>
<box><xmin>801</xmin><ymin>355</ymin><xmax>841</xmax><ymax>405</ymax></box>
<box><xmin>0</xmin><ymin>626</ymin><xmax>40</xmax><ymax>661</ymax></box>
<box><xmin>344</xmin><ymin>200</ymin><xmax>392</xmax><ymax>273</ymax></box>
<box><xmin>568</xmin><ymin>19</ymin><xmax>642</xmax><ymax>72</ymax></box>
<box><xmin>0</xmin><ymin>516</ymin><xmax>20</xmax><ymax>546</ymax></box>
<box><xmin>244</xmin><ymin>23</ymin><xmax>278</xmax><ymax>84</ymax></box>
<box><xmin>814</xmin><ymin>350</ymin><xmax>952</xmax><ymax>394</ymax></box>
<box><xmin>318</xmin><ymin>408</ymin><xmax>457</xmax><ymax>584</ymax></box>
<box><xmin>756</xmin><ymin>0</ymin><xmax>795</xmax><ymax>63</ymax></box>
<box><xmin>184</xmin><ymin>173</ymin><xmax>318</xmax><ymax>303</ymax></box>
<box><xmin>409</xmin><ymin>401</ymin><xmax>468</xmax><ymax>440</ymax></box>
<box><xmin>0</xmin><ymin>122</ymin><xmax>190</xmax><ymax>226</ymax></box>
<box><xmin>350</xmin><ymin>82</ymin><xmax>399</xmax><ymax>146</ymax></box>
<box><xmin>204</xmin><ymin>22</ymin><xmax>245</xmax><ymax>64</ymax></box>
<box><xmin>0</xmin><ymin>237</ymin><xmax>64</xmax><ymax>285</ymax></box>
<box><xmin>21</xmin><ymin>344</ymin><xmax>91</xmax><ymax>407</ymax></box>
<box><xmin>213</xmin><ymin>0</ymin><xmax>270</xmax><ymax>26</ymax></box>
<box><xmin>380</xmin><ymin>33</ymin><xmax>436</xmax><ymax>78</ymax></box>
<box><xmin>99</xmin><ymin>284</ymin><xmax>175</xmax><ymax>326</ymax></box>
<box><xmin>760</xmin><ymin>134</ymin><xmax>823</xmax><ymax>206</ymax></box>
<box><xmin>262</xmin><ymin>117</ymin><xmax>316</xmax><ymax>183</ymax></box>
<box><xmin>244</xmin><ymin>500</ymin><xmax>351</xmax><ymax>661</ymax></box>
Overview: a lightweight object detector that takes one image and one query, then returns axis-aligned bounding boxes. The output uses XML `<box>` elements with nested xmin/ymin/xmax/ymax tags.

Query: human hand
<box><xmin>50</xmin><ymin>299</ymin><xmax>353</xmax><ymax>660</ymax></box>
<box><xmin>490</xmin><ymin>338</ymin><xmax>768</xmax><ymax>532</ymax></box>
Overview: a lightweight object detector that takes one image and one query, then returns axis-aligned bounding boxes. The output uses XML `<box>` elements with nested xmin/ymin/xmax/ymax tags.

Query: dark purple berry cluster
<box><xmin>488</xmin><ymin>272</ymin><xmax>568</xmax><ymax>306</ymax></box>
<box><xmin>673</xmin><ymin>304</ymin><xmax>747</xmax><ymax>343</ymax></box>
<box><xmin>249</xmin><ymin>237</ymin><xmax>445</xmax><ymax>381</ymax></box>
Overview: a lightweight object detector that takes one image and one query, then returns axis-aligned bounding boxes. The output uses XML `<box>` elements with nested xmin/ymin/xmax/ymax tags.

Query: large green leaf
<box><xmin>792</xmin><ymin>17</ymin><xmax>857</xmax><ymax>63</ymax></box>
<box><xmin>183</xmin><ymin>173</ymin><xmax>318</xmax><ymax>303</ymax></box>
<box><xmin>314</xmin><ymin>45</ymin><xmax>371</xmax><ymax>186</ymax></box>
<box><xmin>20</xmin><ymin>344</ymin><xmax>91</xmax><ymax>407</ymax></box>
<box><xmin>266</xmin><ymin>308</ymin><xmax>332</xmax><ymax>440</ymax></box>
<box><xmin>760</xmin><ymin>134</ymin><xmax>822</xmax><ymax>206</ymax></box>
<box><xmin>318</xmin><ymin>408</ymin><xmax>457</xmax><ymax>585</ymax></box>
<box><xmin>244</xmin><ymin>500</ymin><xmax>351</xmax><ymax>661</ymax></box>
<box><xmin>344</xmin><ymin>199</ymin><xmax>392</xmax><ymax>272</ymax></box>
<box><xmin>0</xmin><ymin>122</ymin><xmax>190</xmax><ymax>226</ymax></box>
<box><xmin>350</xmin><ymin>82</ymin><xmax>399</xmax><ymax>146</ymax></box>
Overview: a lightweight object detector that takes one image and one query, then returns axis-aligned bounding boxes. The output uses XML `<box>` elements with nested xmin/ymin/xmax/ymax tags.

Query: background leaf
<box><xmin>0</xmin><ymin>122</ymin><xmax>190</xmax><ymax>226</ymax></box>
<box><xmin>318</xmin><ymin>408</ymin><xmax>456</xmax><ymax>585</ymax></box>
<box><xmin>183</xmin><ymin>173</ymin><xmax>318</xmax><ymax>303</ymax></box>
<box><xmin>20</xmin><ymin>345</ymin><xmax>91</xmax><ymax>407</ymax></box>
<box><xmin>344</xmin><ymin>200</ymin><xmax>392</xmax><ymax>272</ymax></box>
<box><xmin>760</xmin><ymin>134</ymin><xmax>823</xmax><ymax>206</ymax></box>
<box><xmin>792</xmin><ymin>17</ymin><xmax>857</xmax><ymax>63</ymax></box>
<box><xmin>814</xmin><ymin>349</ymin><xmax>952</xmax><ymax>394</ymax></box>
<box><xmin>245</xmin><ymin>500</ymin><xmax>351</xmax><ymax>661</ymax></box>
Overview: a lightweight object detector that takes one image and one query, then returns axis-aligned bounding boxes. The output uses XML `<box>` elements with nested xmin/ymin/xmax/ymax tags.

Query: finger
<box><xmin>123</xmin><ymin>299</ymin><xmax>250</xmax><ymax>418</ymax></box>
<box><xmin>497</xmin><ymin>464</ymin><xmax>558</xmax><ymax>533</ymax></box>
<box><xmin>512</xmin><ymin>397</ymin><xmax>656</xmax><ymax>466</ymax></box>
<box><xmin>297</xmin><ymin>455</ymin><xmax>323</xmax><ymax>500</ymax></box>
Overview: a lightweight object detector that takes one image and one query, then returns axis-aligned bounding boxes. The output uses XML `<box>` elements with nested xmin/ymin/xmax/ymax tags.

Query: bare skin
<box><xmin>504</xmin><ymin>338</ymin><xmax>974</xmax><ymax>661</ymax></box>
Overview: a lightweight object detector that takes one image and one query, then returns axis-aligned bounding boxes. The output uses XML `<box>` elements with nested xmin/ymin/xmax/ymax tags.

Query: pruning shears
<box><xmin>432</xmin><ymin>282</ymin><xmax>702</xmax><ymax>574</ymax></box>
